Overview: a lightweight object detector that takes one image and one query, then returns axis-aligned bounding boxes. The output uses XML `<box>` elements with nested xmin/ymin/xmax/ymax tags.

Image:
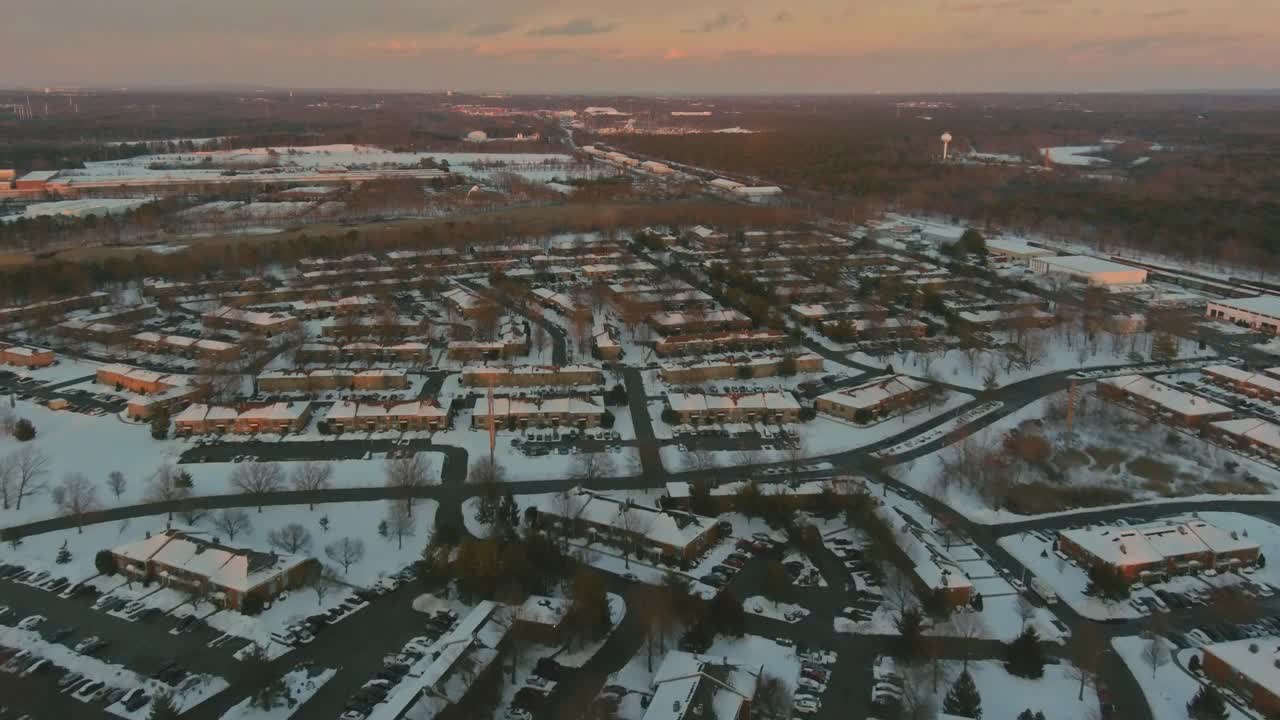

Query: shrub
<box><xmin>95</xmin><ymin>550</ymin><xmax>118</xmax><ymax>576</ymax></box>
<box><xmin>13</xmin><ymin>418</ymin><xmax>35</xmax><ymax>442</ymax></box>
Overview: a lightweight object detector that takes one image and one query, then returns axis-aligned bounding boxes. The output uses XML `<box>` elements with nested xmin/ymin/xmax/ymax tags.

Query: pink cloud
<box><xmin>663</xmin><ymin>48</ymin><xmax>689</xmax><ymax>61</ymax></box>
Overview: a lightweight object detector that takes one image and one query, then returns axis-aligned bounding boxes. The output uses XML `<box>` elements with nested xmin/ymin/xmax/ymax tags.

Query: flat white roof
<box><xmin>1036</xmin><ymin>255</ymin><xmax>1144</xmax><ymax>276</ymax></box>
<box><xmin>1209</xmin><ymin>295</ymin><xmax>1280</xmax><ymax>321</ymax></box>
<box><xmin>1213</xmin><ymin>418</ymin><xmax>1280</xmax><ymax>451</ymax></box>
<box><xmin>1205</xmin><ymin>638</ymin><xmax>1280</xmax><ymax>693</ymax></box>
<box><xmin>1204</xmin><ymin>365</ymin><xmax>1280</xmax><ymax>395</ymax></box>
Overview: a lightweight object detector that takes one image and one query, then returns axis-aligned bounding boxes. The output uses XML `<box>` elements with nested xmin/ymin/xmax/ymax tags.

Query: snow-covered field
<box><xmin>852</xmin><ymin>328</ymin><xmax>1215</xmax><ymax>390</ymax></box>
<box><xmin>1041</xmin><ymin>146</ymin><xmax>1109</xmax><ymax>166</ymax></box>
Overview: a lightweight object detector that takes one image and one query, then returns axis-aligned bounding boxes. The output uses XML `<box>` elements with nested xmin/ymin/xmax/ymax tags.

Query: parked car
<box><xmin>17</xmin><ymin>615</ymin><xmax>45</xmax><ymax>630</ymax></box>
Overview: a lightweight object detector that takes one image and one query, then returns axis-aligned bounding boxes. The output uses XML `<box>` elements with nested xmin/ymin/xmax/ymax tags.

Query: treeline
<box><xmin>0</xmin><ymin>200</ymin><xmax>807</xmax><ymax>305</ymax></box>
<box><xmin>611</xmin><ymin>105</ymin><xmax>1280</xmax><ymax>272</ymax></box>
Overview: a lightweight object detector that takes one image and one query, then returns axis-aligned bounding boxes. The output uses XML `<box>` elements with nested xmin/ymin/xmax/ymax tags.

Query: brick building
<box><xmin>1057</xmin><ymin>520</ymin><xmax>1260</xmax><ymax>584</ymax></box>
<box><xmin>1097</xmin><ymin>375</ymin><xmax>1234</xmax><ymax>428</ymax></box>
<box><xmin>1202</xmin><ymin>639</ymin><xmax>1280</xmax><ymax>716</ymax></box>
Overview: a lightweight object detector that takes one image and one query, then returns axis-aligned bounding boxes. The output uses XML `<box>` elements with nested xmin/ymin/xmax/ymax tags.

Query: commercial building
<box><xmin>110</xmin><ymin>529</ymin><xmax>315</xmax><ymax>611</ymax></box>
<box><xmin>1057</xmin><ymin>519</ymin><xmax>1260</xmax><ymax>583</ymax></box>
<box><xmin>665</xmin><ymin>391</ymin><xmax>801</xmax><ymax>425</ymax></box>
<box><xmin>1097</xmin><ymin>375</ymin><xmax>1233</xmax><ymax>428</ymax></box>
<box><xmin>816</xmin><ymin>375</ymin><xmax>934</xmax><ymax>423</ymax></box>
<box><xmin>0</xmin><ymin>344</ymin><xmax>55</xmax><ymax>368</ymax></box>
<box><xmin>1202</xmin><ymin>639</ymin><xmax>1280</xmax><ymax>716</ymax></box>
<box><xmin>658</xmin><ymin>353</ymin><xmax>822</xmax><ymax>384</ymax></box>
<box><xmin>471</xmin><ymin>395</ymin><xmax>606</xmax><ymax>430</ymax></box>
<box><xmin>984</xmin><ymin>238</ymin><xmax>1056</xmax><ymax>265</ymax></box>
<box><xmin>1206</xmin><ymin>295</ymin><xmax>1280</xmax><ymax>335</ymax></box>
<box><xmin>1029</xmin><ymin>255</ymin><xmax>1148</xmax><ymax>286</ymax></box>
<box><xmin>15</xmin><ymin>170</ymin><xmax>60</xmax><ymax>190</ymax></box>
<box><xmin>461</xmin><ymin>364</ymin><xmax>604</xmax><ymax>388</ymax></box>
<box><xmin>643</xmin><ymin>650</ymin><xmax>762</xmax><ymax>720</ymax></box>
<box><xmin>531</xmin><ymin>487</ymin><xmax>721</xmax><ymax>563</ymax></box>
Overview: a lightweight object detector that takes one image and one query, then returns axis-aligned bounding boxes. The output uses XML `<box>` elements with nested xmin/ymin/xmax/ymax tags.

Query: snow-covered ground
<box><xmin>932</xmin><ymin>659</ymin><xmax>1099</xmax><ymax>720</ymax></box>
<box><xmin>0</xmin><ymin>623</ymin><xmax>228</xmax><ymax>719</ymax></box>
<box><xmin>871</xmin><ymin>401</ymin><xmax>1001</xmax><ymax>458</ymax></box>
<box><xmin>1112</xmin><ymin>637</ymin><xmax>1249</xmax><ymax>720</ymax></box>
<box><xmin>852</xmin><ymin>328</ymin><xmax>1215</xmax><ymax>390</ymax></box>
<box><xmin>1041</xmin><ymin>146</ymin><xmax>1109</xmax><ymax>166</ymax></box>
<box><xmin>2</xmin><ymin>500</ymin><xmax>434</xmax><ymax>654</ymax></box>
<box><xmin>744</xmin><ymin>597</ymin><xmax>810</xmax><ymax>623</ymax></box>
<box><xmin>218</xmin><ymin>665</ymin><xmax>336</xmax><ymax>720</ymax></box>
<box><xmin>998</xmin><ymin>529</ymin><xmax>1143</xmax><ymax>622</ymax></box>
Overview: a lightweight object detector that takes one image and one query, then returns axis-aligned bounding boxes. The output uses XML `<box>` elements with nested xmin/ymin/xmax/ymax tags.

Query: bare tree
<box><xmin>384</xmin><ymin>453</ymin><xmax>433</xmax><ymax>515</ymax></box>
<box><xmin>385</xmin><ymin>502</ymin><xmax>416</xmax><ymax>550</ymax></box>
<box><xmin>212</xmin><ymin>508</ymin><xmax>252</xmax><ymax>542</ymax></box>
<box><xmin>572</xmin><ymin>452</ymin><xmax>616</xmax><ymax>486</ymax></box>
<box><xmin>616</xmin><ymin>502</ymin><xmax>655</xmax><ymax>569</ymax></box>
<box><xmin>1142</xmin><ymin>631</ymin><xmax>1169</xmax><ymax>679</ymax></box>
<box><xmin>289</xmin><ymin>461</ymin><xmax>333</xmax><ymax>510</ymax></box>
<box><xmin>9</xmin><ymin>445</ymin><xmax>50</xmax><ymax>510</ymax></box>
<box><xmin>324</xmin><ymin>537</ymin><xmax>366</xmax><ymax>574</ymax></box>
<box><xmin>898</xmin><ymin>663</ymin><xmax>940</xmax><ymax>720</ymax></box>
<box><xmin>1016</xmin><ymin>595</ymin><xmax>1036</xmax><ymax>631</ymax></box>
<box><xmin>785</xmin><ymin>435</ymin><xmax>809</xmax><ymax>475</ymax></box>
<box><xmin>0</xmin><ymin>453</ymin><xmax>15</xmax><ymax>510</ymax></box>
<box><xmin>51</xmin><ymin>472</ymin><xmax>100</xmax><ymax>533</ymax></box>
<box><xmin>267</xmin><ymin>523</ymin><xmax>313</xmax><ymax>554</ymax></box>
<box><xmin>106</xmin><ymin>470</ymin><xmax>127</xmax><ymax>501</ymax></box>
<box><xmin>947</xmin><ymin>611</ymin><xmax>987</xmax><ymax>671</ymax></box>
<box><xmin>229</xmin><ymin>461</ymin><xmax>285</xmax><ymax>511</ymax></box>
<box><xmin>1067</xmin><ymin>622</ymin><xmax>1106</xmax><ymax>700</ymax></box>
<box><xmin>144</xmin><ymin>463</ymin><xmax>191</xmax><ymax>521</ymax></box>
<box><xmin>306</xmin><ymin>564</ymin><xmax>340</xmax><ymax>605</ymax></box>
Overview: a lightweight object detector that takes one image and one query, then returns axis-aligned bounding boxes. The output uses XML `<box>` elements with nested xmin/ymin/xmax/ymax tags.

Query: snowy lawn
<box><xmin>1112</xmin><ymin>637</ymin><xmax>1250</xmax><ymax>720</ymax></box>
<box><xmin>932</xmin><ymin>659</ymin><xmax>1099</xmax><ymax>720</ymax></box>
<box><xmin>219</xmin><ymin>665</ymin><xmax>336</xmax><ymax>720</ymax></box>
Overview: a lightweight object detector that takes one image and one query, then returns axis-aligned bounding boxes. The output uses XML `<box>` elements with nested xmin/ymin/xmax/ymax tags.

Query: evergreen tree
<box><xmin>707</xmin><ymin>590</ymin><xmax>745</xmax><ymax>637</ymax></box>
<box><xmin>1187</xmin><ymin>684</ymin><xmax>1229</xmax><ymax>720</ymax></box>
<box><xmin>894</xmin><ymin>607</ymin><xmax>926</xmax><ymax>660</ymax></box>
<box><xmin>942</xmin><ymin>669</ymin><xmax>983</xmax><ymax>719</ymax></box>
<box><xmin>1006</xmin><ymin>627</ymin><xmax>1045</xmax><ymax>679</ymax></box>
<box><xmin>13</xmin><ymin>418</ymin><xmax>36</xmax><ymax>442</ymax></box>
<box><xmin>148</xmin><ymin>690</ymin><xmax>180</xmax><ymax>720</ymax></box>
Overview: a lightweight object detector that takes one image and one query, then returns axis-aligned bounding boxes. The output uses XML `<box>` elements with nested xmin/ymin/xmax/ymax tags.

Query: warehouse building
<box><xmin>1029</xmin><ymin>255</ymin><xmax>1148</xmax><ymax>286</ymax></box>
<box><xmin>1206</xmin><ymin>295</ymin><xmax>1280</xmax><ymax>335</ymax></box>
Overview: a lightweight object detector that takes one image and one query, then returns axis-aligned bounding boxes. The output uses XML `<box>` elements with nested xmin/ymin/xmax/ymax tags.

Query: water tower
<box><xmin>940</xmin><ymin>132</ymin><xmax>953</xmax><ymax>161</ymax></box>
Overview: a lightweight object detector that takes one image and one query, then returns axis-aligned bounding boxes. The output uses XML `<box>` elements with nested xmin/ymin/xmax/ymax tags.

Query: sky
<box><xmin>3</xmin><ymin>0</ymin><xmax>1278</xmax><ymax>93</ymax></box>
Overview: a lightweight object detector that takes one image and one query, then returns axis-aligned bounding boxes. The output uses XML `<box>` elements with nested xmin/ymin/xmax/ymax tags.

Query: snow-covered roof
<box><xmin>473</xmin><ymin>396</ymin><xmax>605</xmax><ymax>419</ymax></box>
<box><xmin>1203</xmin><ymin>365</ymin><xmax>1280</xmax><ymax>395</ymax></box>
<box><xmin>1100</xmin><ymin>376</ymin><xmax>1232</xmax><ymax>417</ymax></box>
<box><xmin>1060</xmin><ymin>526</ymin><xmax>1163</xmax><ymax>568</ymax></box>
<box><xmin>1207</xmin><ymin>295</ymin><xmax>1280</xmax><ymax>320</ymax></box>
<box><xmin>537</xmin><ymin>488</ymin><xmax>716</xmax><ymax>551</ymax></box>
<box><xmin>516</xmin><ymin>595</ymin><xmax>568</xmax><ymax>626</ymax></box>
<box><xmin>1060</xmin><ymin>519</ymin><xmax>1257</xmax><ymax>568</ymax></box>
<box><xmin>113</xmin><ymin>529</ymin><xmax>308</xmax><ymax>592</ymax></box>
<box><xmin>651</xmin><ymin>309</ymin><xmax>748</xmax><ymax>328</ymax></box>
<box><xmin>984</xmin><ymin>237</ymin><xmax>1055</xmax><ymax>258</ymax></box>
<box><xmin>645</xmin><ymin>650</ymin><xmax>762</xmax><ymax>720</ymax></box>
<box><xmin>818</xmin><ymin>375</ymin><xmax>930</xmax><ymax>411</ymax></box>
<box><xmin>1035</xmin><ymin>255</ymin><xmax>1143</xmax><ymax>276</ymax></box>
<box><xmin>238</xmin><ymin>402</ymin><xmax>310</xmax><ymax>422</ymax></box>
<box><xmin>1211</xmin><ymin>418</ymin><xmax>1280</xmax><ymax>452</ymax></box>
<box><xmin>1204</xmin><ymin>638</ymin><xmax>1280</xmax><ymax>693</ymax></box>
<box><xmin>666</xmin><ymin>391</ymin><xmax>800</xmax><ymax>414</ymax></box>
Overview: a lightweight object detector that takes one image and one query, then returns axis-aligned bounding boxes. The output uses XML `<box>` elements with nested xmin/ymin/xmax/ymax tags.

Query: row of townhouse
<box><xmin>96</xmin><ymin>364</ymin><xmax>203</xmax><ymax>420</ymax></box>
<box><xmin>592</xmin><ymin>322</ymin><xmax>623</xmax><ymax>361</ymax></box>
<box><xmin>460</xmin><ymin>364</ymin><xmax>604</xmax><ymax>388</ymax></box>
<box><xmin>1201</xmin><ymin>364</ymin><xmax>1280</xmax><ymax>402</ymax></box>
<box><xmin>0</xmin><ymin>292</ymin><xmax>109</xmax><ymax>328</ymax></box>
<box><xmin>471</xmin><ymin>395</ymin><xmax>606</xmax><ymax>430</ymax></box>
<box><xmin>288</xmin><ymin>295</ymin><xmax>380</xmax><ymax>319</ymax></box>
<box><xmin>665</xmin><ymin>391</ymin><xmax>801</xmax><ymax>425</ymax></box>
<box><xmin>1097</xmin><ymin>375</ymin><xmax>1234</xmax><ymax>428</ymax></box>
<box><xmin>323</xmin><ymin>399</ymin><xmax>450</xmax><ymax>433</ymax></box>
<box><xmin>654</xmin><ymin>329</ymin><xmax>789</xmax><ymax>357</ymax></box>
<box><xmin>132</xmin><ymin>332</ymin><xmax>240</xmax><ymax>362</ymax></box>
<box><xmin>658</xmin><ymin>353</ymin><xmax>822</xmax><ymax>384</ymax></box>
<box><xmin>257</xmin><ymin>368</ymin><xmax>409</xmax><ymax>393</ymax></box>
<box><xmin>649</xmin><ymin>309</ymin><xmax>752</xmax><ymax>336</ymax></box>
<box><xmin>446</xmin><ymin>321</ymin><xmax>530</xmax><ymax>360</ymax></box>
<box><xmin>172</xmin><ymin>401</ymin><xmax>313</xmax><ymax>435</ymax></box>
<box><xmin>202</xmin><ymin>306</ymin><xmax>300</xmax><ymax>336</ymax></box>
<box><xmin>296</xmin><ymin>341</ymin><xmax>432</xmax><ymax>364</ymax></box>
<box><xmin>529</xmin><ymin>286</ymin><xmax>591</xmax><ymax>319</ymax></box>
<box><xmin>530</xmin><ymin>487</ymin><xmax>721</xmax><ymax>563</ymax></box>
<box><xmin>110</xmin><ymin>529</ymin><xmax>315</xmax><ymax>611</ymax></box>
<box><xmin>320</xmin><ymin>315</ymin><xmax>422</xmax><ymax>341</ymax></box>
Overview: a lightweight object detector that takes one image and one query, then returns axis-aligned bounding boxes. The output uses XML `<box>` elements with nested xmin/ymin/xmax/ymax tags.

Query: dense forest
<box><xmin>610</xmin><ymin>96</ymin><xmax>1280</xmax><ymax>273</ymax></box>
